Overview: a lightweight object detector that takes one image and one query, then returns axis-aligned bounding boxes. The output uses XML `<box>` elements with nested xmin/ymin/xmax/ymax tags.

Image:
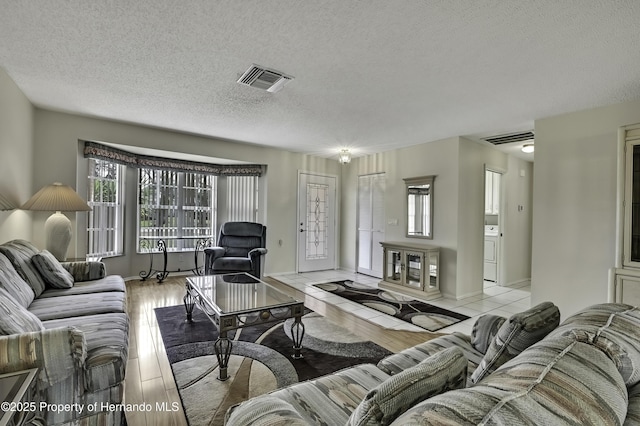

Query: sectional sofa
<box><xmin>226</xmin><ymin>301</ymin><xmax>640</xmax><ymax>425</ymax></box>
<box><xmin>0</xmin><ymin>240</ymin><xmax>128</xmax><ymax>426</ymax></box>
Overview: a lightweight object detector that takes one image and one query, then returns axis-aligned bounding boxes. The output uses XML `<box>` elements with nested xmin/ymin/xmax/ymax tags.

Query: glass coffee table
<box><xmin>184</xmin><ymin>273</ymin><xmax>306</xmax><ymax>381</ymax></box>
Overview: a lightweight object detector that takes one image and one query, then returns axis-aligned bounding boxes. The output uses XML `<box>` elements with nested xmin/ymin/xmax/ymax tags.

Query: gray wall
<box><xmin>31</xmin><ymin>109</ymin><xmax>340</xmax><ymax>278</ymax></box>
<box><xmin>456</xmin><ymin>137</ymin><xmax>509</xmax><ymax>298</ymax></box>
<box><xmin>340</xmin><ymin>136</ymin><xmax>533</xmax><ymax>300</ymax></box>
<box><xmin>503</xmin><ymin>155</ymin><xmax>534</xmax><ymax>286</ymax></box>
<box><xmin>341</xmin><ymin>137</ymin><xmax>461</xmax><ymax>297</ymax></box>
<box><xmin>531</xmin><ymin>97</ymin><xmax>640</xmax><ymax>318</ymax></box>
<box><xmin>0</xmin><ymin>68</ymin><xmax>34</xmax><ymax>241</ymax></box>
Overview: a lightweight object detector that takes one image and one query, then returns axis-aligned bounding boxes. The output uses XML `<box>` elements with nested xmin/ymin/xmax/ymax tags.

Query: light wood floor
<box><xmin>123</xmin><ymin>276</ymin><xmax>439</xmax><ymax>426</ymax></box>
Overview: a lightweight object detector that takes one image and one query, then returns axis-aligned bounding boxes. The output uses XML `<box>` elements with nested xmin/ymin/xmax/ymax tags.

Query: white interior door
<box><xmin>297</xmin><ymin>172</ymin><xmax>337</xmax><ymax>272</ymax></box>
<box><xmin>357</xmin><ymin>173</ymin><xmax>385</xmax><ymax>277</ymax></box>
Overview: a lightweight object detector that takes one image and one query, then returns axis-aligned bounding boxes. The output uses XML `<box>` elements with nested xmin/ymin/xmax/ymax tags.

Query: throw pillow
<box><xmin>0</xmin><ymin>253</ymin><xmax>35</xmax><ymax>308</ymax></box>
<box><xmin>0</xmin><ymin>287</ymin><xmax>44</xmax><ymax>335</ymax></box>
<box><xmin>0</xmin><ymin>240</ymin><xmax>47</xmax><ymax>297</ymax></box>
<box><xmin>470</xmin><ymin>301</ymin><xmax>560</xmax><ymax>384</ymax></box>
<box><xmin>32</xmin><ymin>250</ymin><xmax>74</xmax><ymax>289</ymax></box>
<box><xmin>470</xmin><ymin>314</ymin><xmax>506</xmax><ymax>354</ymax></box>
<box><xmin>347</xmin><ymin>346</ymin><xmax>467</xmax><ymax>426</ymax></box>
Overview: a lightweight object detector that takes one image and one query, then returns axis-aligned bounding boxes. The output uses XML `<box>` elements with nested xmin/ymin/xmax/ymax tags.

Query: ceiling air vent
<box><xmin>483</xmin><ymin>131</ymin><xmax>534</xmax><ymax>145</ymax></box>
<box><xmin>237</xmin><ymin>64</ymin><xmax>293</xmax><ymax>93</ymax></box>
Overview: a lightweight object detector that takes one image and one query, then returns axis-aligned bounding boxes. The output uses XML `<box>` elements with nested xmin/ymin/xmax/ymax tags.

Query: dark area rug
<box><xmin>155</xmin><ymin>304</ymin><xmax>391</xmax><ymax>426</ymax></box>
<box><xmin>314</xmin><ymin>280</ymin><xmax>470</xmax><ymax>332</ymax></box>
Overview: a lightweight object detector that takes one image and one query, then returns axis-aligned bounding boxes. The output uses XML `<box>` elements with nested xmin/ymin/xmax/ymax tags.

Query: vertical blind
<box><xmin>227</xmin><ymin>176</ymin><xmax>258</xmax><ymax>222</ymax></box>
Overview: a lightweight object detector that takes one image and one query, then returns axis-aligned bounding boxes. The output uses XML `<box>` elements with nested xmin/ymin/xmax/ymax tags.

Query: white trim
<box><xmin>611</xmin><ymin>123</ymin><xmax>640</xmax><ymax>304</ymax></box>
<box><xmin>621</xmin><ymin>124</ymin><xmax>640</xmax><ymax>268</ymax></box>
<box><xmin>86</xmin><ymin>158</ymin><xmax>126</xmax><ymax>258</ymax></box>
<box><xmin>483</xmin><ymin>165</ymin><xmax>506</xmax><ymax>288</ymax></box>
<box><xmin>615</xmin><ymin>126</ymin><xmax>627</xmax><ymax>269</ymax></box>
<box><xmin>500</xmin><ymin>278</ymin><xmax>531</xmax><ymax>288</ymax></box>
<box><xmin>450</xmin><ymin>289</ymin><xmax>484</xmax><ymax>301</ymax></box>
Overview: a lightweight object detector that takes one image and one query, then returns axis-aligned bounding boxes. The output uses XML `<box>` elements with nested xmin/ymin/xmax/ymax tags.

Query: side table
<box><xmin>0</xmin><ymin>369</ymin><xmax>41</xmax><ymax>426</ymax></box>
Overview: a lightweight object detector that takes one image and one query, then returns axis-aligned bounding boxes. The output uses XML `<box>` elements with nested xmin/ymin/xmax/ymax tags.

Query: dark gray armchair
<box><xmin>204</xmin><ymin>222</ymin><xmax>267</xmax><ymax>278</ymax></box>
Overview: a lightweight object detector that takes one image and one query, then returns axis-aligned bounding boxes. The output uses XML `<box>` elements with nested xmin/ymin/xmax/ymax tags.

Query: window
<box><xmin>227</xmin><ymin>175</ymin><xmax>259</xmax><ymax>222</ymax></box>
<box><xmin>137</xmin><ymin>168</ymin><xmax>216</xmax><ymax>252</ymax></box>
<box><xmin>87</xmin><ymin>158</ymin><xmax>125</xmax><ymax>258</ymax></box>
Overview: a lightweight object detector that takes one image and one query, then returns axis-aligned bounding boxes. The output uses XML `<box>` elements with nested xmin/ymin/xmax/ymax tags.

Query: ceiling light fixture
<box><xmin>521</xmin><ymin>144</ymin><xmax>535</xmax><ymax>153</ymax></box>
<box><xmin>338</xmin><ymin>149</ymin><xmax>352</xmax><ymax>164</ymax></box>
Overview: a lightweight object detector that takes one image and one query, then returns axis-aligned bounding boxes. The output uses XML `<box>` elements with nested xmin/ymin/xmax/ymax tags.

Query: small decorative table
<box><xmin>184</xmin><ymin>273</ymin><xmax>306</xmax><ymax>381</ymax></box>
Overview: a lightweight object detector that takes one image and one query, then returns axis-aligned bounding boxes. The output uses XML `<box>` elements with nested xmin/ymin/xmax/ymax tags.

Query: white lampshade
<box><xmin>21</xmin><ymin>183</ymin><xmax>91</xmax><ymax>261</ymax></box>
<box><xmin>21</xmin><ymin>182</ymin><xmax>92</xmax><ymax>212</ymax></box>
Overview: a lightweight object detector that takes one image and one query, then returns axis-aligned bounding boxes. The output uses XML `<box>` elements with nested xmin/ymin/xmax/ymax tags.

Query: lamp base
<box><xmin>44</xmin><ymin>212</ymin><xmax>72</xmax><ymax>261</ymax></box>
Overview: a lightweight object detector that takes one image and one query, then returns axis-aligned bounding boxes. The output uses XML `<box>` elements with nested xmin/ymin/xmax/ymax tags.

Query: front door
<box><xmin>297</xmin><ymin>172</ymin><xmax>337</xmax><ymax>272</ymax></box>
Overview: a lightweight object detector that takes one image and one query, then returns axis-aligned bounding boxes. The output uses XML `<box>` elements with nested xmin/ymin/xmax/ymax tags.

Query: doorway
<box><xmin>483</xmin><ymin>169</ymin><xmax>503</xmax><ymax>287</ymax></box>
<box><xmin>297</xmin><ymin>172</ymin><xmax>337</xmax><ymax>272</ymax></box>
<box><xmin>357</xmin><ymin>173</ymin><xmax>385</xmax><ymax>277</ymax></box>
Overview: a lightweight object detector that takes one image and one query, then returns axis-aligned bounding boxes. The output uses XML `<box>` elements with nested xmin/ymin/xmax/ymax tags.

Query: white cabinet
<box><xmin>379</xmin><ymin>241</ymin><xmax>440</xmax><ymax>300</ymax></box>
<box><xmin>483</xmin><ymin>235</ymin><xmax>498</xmax><ymax>282</ymax></box>
<box><xmin>611</xmin><ymin>268</ymin><xmax>640</xmax><ymax>306</ymax></box>
<box><xmin>485</xmin><ymin>172</ymin><xmax>500</xmax><ymax>214</ymax></box>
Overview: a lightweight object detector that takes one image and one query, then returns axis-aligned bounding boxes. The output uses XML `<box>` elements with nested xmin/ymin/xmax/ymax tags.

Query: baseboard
<box><xmin>266</xmin><ymin>271</ymin><xmax>297</xmax><ymax>278</ymax></box>
<box><xmin>268</xmin><ymin>268</ymin><xmax>361</xmax><ymax>277</ymax></box>
<box><xmin>500</xmin><ymin>278</ymin><xmax>531</xmax><ymax>288</ymax></box>
<box><xmin>124</xmin><ymin>270</ymin><xmax>194</xmax><ymax>282</ymax></box>
<box><xmin>452</xmin><ymin>289</ymin><xmax>484</xmax><ymax>300</ymax></box>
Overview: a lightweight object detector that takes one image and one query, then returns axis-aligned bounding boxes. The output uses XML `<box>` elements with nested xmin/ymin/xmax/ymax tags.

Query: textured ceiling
<box><xmin>1</xmin><ymin>1</ymin><xmax>640</xmax><ymax>160</ymax></box>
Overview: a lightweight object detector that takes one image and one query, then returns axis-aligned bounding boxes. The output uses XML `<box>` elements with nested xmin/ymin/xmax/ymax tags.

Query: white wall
<box><xmin>531</xmin><ymin>97</ymin><xmax>640</xmax><ymax>318</ymax></box>
<box><xmin>0</xmin><ymin>69</ymin><xmax>33</xmax><ymax>241</ymax></box>
<box><xmin>341</xmin><ymin>136</ymin><xmax>532</xmax><ymax>300</ymax></box>
<box><xmin>502</xmin><ymin>155</ymin><xmax>533</xmax><ymax>286</ymax></box>
<box><xmin>457</xmin><ymin>138</ymin><xmax>509</xmax><ymax>298</ymax></box>
<box><xmin>32</xmin><ymin>109</ymin><xmax>340</xmax><ymax>278</ymax></box>
<box><xmin>341</xmin><ymin>138</ymin><xmax>460</xmax><ymax>297</ymax></box>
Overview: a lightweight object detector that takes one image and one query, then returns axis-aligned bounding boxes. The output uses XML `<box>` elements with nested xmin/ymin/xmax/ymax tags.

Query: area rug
<box><xmin>155</xmin><ymin>304</ymin><xmax>391</xmax><ymax>426</ymax></box>
<box><xmin>314</xmin><ymin>280</ymin><xmax>469</xmax><ymax>332</ymax></box>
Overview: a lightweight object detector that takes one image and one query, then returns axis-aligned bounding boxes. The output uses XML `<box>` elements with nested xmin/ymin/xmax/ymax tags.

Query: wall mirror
<box><xmin>404</xmin><ymin>175</ymin><xmax>435</xmax><ymax>239</ymax></box>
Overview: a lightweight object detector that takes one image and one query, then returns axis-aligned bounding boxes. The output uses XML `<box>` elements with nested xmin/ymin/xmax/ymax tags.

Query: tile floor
<box><xmin>271</xmin><ymin>270</ymin><xmax>531</xmax><ymax>335</ymax></box>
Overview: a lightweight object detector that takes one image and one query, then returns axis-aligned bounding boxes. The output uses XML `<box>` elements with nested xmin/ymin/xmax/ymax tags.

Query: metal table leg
<box><xmin>290</xmin><ymin>316</ymin><xmax>305</xmax><ymax>359</ymax></box>
<box><xmin>214</xmin><ymin>331</ymin><xmax>233</xmax><ymax>381</ymax></box>
<box><xmin>183</xmin><ymin>286</ymin><xmax>196</xmax><ymax>322</ymax></box>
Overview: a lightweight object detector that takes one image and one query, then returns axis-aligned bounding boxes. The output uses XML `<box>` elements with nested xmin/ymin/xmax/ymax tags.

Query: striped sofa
<box><xmin>0</xmin><ymin>240</ymin><xmax>128</xmax><ymax>426</ymax></box>
<box><xmin>226</xmin><ymin>302</ymin><xmax>640</xmax><ymax>425</ymax></box>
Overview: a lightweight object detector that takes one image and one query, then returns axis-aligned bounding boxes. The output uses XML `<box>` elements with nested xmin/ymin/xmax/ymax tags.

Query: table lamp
<box><xmin>21</xmin><ymin>182</ymin><xmax>91</xmax><ymax>261</ymax></box>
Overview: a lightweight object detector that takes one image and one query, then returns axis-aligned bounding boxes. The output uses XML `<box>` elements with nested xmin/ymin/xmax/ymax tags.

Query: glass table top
<box><xmin>186</xmin><ymin>273</ymin><xmax>300</xmax><ymax>315</ymax></box>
